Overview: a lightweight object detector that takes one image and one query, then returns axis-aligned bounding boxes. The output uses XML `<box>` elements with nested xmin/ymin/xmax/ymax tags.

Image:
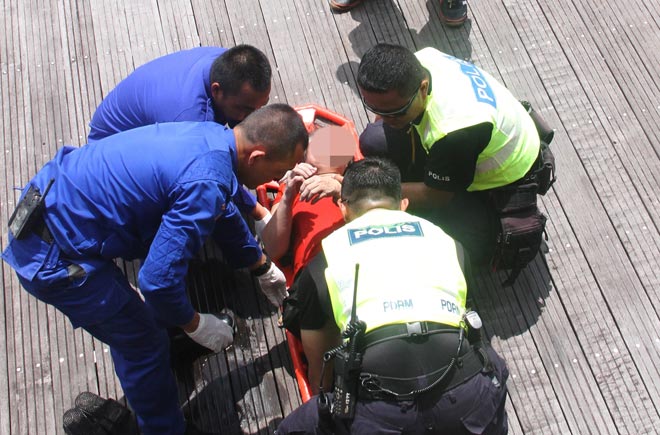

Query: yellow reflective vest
<box><xmin>321</xmin><ymin>209</ymin><xmax>467</xmax><ymax>333</ymax></box>
<box><xmin>413</xmin><ymin>48</ymin><xmax>540</xmax><ymax>191</ymax></box>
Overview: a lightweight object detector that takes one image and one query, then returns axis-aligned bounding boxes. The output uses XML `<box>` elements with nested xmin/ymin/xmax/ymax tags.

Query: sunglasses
<box><xmin>361</xmin><ymin>85</ymin><xmax>421</xmax><ymax>118</ymax></box>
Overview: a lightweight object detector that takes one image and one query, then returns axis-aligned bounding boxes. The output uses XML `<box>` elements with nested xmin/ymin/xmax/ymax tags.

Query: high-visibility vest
<box><xmin>321</xmin><ymin>209</ymin><xmax>467</xmax><ymax>333</ymax></box>
<box><xmin>413</xmin><ymin>48</ymin><xmax>540</xmax><ymax>191</ymax></box>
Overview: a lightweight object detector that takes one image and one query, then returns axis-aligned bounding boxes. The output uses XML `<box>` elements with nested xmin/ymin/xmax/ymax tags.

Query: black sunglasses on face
<box><xmin>361</xmin><ymin>85</ymin><xmax>421</xmax><ymax>118</ymax></box>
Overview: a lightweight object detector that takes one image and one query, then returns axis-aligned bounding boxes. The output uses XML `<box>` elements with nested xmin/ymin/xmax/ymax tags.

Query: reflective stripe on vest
<box><xmin>321</xmin><ymin>209</ymin><xmax>467</xmax><ymax>333</ymax></box>
<box><xmin>413</xmin><ymin>48</ymin><xmax>540</xmax><ymax>191</ymax></box>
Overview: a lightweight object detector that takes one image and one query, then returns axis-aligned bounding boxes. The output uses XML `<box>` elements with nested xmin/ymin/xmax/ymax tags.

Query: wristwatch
<box><xmin>251</xmin><ymin>256</ymin><xmax>272</xmax><ymax>277</ymax></box>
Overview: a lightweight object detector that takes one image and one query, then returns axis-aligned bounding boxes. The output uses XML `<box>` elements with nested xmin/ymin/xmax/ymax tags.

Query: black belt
<box><xmin>32</xmin><ymin>216</ymin><xmax>54</xmax><ymax>244</ymax></box>
<box><xmin>362</xmin><ymin>321</ymin><xmax>460</xmax><ymax>349</ymax></box>
<box><xmin>358</xmin><ymin>346</ymin><xmax>488</xmax><ymax>401</ymax></box>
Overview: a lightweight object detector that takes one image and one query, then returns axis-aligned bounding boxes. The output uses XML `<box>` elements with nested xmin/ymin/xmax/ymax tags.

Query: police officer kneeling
<box><xmin>277</xmin><ymin>157</ymin><xmax>509</xmax><ymax>435</ymax></box>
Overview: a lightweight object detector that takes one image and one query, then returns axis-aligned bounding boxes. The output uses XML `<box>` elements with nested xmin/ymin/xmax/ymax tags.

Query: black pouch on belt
<box><xmin>520</xmin><ymin>100</ymin><xmax>557</xmax><ymax>195</ymax></box>
<box><xmin>520</xmin><ymin>100</ymin><xmax>554</xmax><ymax>145</ymax></box>
<box><xmin>8</xmin><ymin>180</ymin><xmax>54</xmax><ymax>240</ymax></box>
<box><xmin>489</xmin><ymin>183</ymin><xmax>547</xmax><ymax>285</ymax></box>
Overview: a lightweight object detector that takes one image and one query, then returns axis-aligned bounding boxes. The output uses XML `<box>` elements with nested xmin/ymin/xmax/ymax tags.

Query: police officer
<box><xmin>88</xmin><ymin>44</ymin><xmax>274</xmax><ymax>233</ymax></box>
<box><xmin>277</xmin><ymin>157</ymin><xmax>509</xmax><ymax>435</ymax></box>
<box><xmin>357</xmin><ymin>43</ymin><xmax>543</xmax><ymax>267</ymax></box>
<box><xmin>3</xmin><ymin>104</ymin><xmax>307</xmax><ymax>435</ymax></box>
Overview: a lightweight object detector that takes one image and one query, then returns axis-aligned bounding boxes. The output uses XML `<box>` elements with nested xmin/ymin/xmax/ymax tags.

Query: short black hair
<box><xmin>238</xmin><ymin>104</ymin><xmax>308</xmax><ymax>159</ymax></box>
<box><xmin>357</xmin><ymin>43</ymin><xmax>424</xmax><ymax>97</ymax></box>
<box><xmin>210</xmin><ymin>45</ymin><xmax>272</xmax><ymax>95</ymax></box>
<box><xmin>341</xmin><ymin>157</ymin><xmax>401</xmax><ymax>210</ymax></box>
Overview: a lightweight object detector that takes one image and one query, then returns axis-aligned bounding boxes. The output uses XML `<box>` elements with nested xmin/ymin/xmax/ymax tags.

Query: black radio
<box><xmin>8</xmin><ymin>179</ymin><xmax>54</xmax><ymax>240</ymax></box>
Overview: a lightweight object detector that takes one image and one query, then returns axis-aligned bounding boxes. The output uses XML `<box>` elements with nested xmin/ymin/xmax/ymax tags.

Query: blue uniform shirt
<box><xmin>3</xmin><ymin>122</ymin><xmax>261</xmax><ymax>326</ymax></box>
<box><xmin>87</xmin><ymin>46</ymin><xmax>258</xmax><ymax>213</ymax></box>
<box><xmin>88</xmin><ymin>47</ymin><xmax>228</xmax><ymax>141</ymax></box>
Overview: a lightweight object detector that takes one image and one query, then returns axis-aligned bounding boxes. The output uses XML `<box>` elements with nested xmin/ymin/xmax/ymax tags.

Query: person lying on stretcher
<box><xmin>259</xmin><ymin>125</ymin><xmax>356</xmax><ymax>392</ymax></box>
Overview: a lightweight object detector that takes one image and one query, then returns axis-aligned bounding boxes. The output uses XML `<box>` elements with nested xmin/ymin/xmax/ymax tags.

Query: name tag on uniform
<box><xmin>348</xmin><ymin>221</ymin><xmax>423</xmax><ymax>245</ymax></box>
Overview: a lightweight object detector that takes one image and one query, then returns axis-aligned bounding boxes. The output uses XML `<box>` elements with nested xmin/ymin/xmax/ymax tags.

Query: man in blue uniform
<box><xmin>88</xmin><ymin>45</ymin><xmax>271</xmax><ymax>139</ymax></box>
<box><xmin>88</xmin><ymin>44</ymin><xmax>274</xmax><ymax>231</ymax></box>
<box><xmin>277</xmin><ymin>158</ymin><xmax>508</xmax><ymax>435</ymax></box>
<box><xmin>3</xmin><ymin>104</ymin><xmax>307</xmax><ymax>435</ymax></box>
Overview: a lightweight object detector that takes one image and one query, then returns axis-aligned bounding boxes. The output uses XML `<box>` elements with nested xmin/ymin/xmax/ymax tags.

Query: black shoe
<box><xmin>63</xmin><ymin>406</ymin><xmax>107</xmax><ymax>435</ymax></box>
<box><xmin>74</xmin><ymin>392</ymin><xmax>138</xmax><ymax>435</ymax></box>
<box><xmin>439</xmin><ymin>0</ymin><xmax>468</xmax><ymax>27</ymax></box>
<box><xmin>329</xmin><ymin>0</ymin><xmax>364</xmax><ymax>13</ymax></box>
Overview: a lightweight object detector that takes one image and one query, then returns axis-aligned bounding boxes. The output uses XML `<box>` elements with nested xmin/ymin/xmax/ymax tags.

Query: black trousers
<box><xmin>276</xmin><ymin>347</ymin><xmax>509</xmax><ymax>435</ymax></box>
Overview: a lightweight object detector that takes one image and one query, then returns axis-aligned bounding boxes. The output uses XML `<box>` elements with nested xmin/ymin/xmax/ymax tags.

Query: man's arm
<box><xmin>301</xmin><ymin>321</ymin><xmax>341</xmax><ymax>394</ymax></box>
<box><xmin>287</xmin><ymin>253</ymin><xmax>341</xmax><ymax>394</ymax></box>
<box><xmin>139</xmin><ymin>178</ymin><xmax>230</xmax><ymax>327</ymax></box>
<box><xmin>401</xmin><ymin>182</ymin><xmax>455</xmax><ymax>211</ymax></box>
<box><xmin>400</xmin><ymin>122</ymin><xmax>493</xmax><ymax>211</ymax></box>
<box><xmin>260</xmin><ymin>163</ymin><xmax>317</xmax><ymax>260</ymax></box>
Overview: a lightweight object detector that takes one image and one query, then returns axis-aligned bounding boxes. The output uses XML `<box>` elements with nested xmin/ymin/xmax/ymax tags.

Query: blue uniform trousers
<box><xmin>277</xmin><ymin>347</ymin><xmax>509</xmax><ymax>435</ymax></box>
<box><xmin>12</xmin><ymin>236</ymin><xmax>186</xmax><ymax>435</ymax></box>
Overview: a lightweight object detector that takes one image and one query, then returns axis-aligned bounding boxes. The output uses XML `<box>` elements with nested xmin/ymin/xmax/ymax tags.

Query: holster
<box><xmin>520</xmin><ymin>100</ymin><xmax>556</xmax><ymax>195</ymax></box>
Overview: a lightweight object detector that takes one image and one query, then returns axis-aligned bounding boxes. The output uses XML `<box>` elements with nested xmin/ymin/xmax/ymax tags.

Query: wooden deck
<box><xmin>1</xmin><ymin>0</ymin><xmax>660</xmax><ymax>434</ymax></box>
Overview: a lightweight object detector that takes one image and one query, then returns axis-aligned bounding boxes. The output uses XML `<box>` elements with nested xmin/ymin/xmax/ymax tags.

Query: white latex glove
<box><xmin>253</xmin><ymin>209</ymin><xmax>272</xmax><ymax>239</ymax></box>
<box><xmin>185</xmin><ymin>313</ymin><xmax>234</xmax><ymax>353</ymax></box>
<box><xmin>256</xmin><ymin>261</ymin><xmax>288</xmax><ymax>306</ymax></box>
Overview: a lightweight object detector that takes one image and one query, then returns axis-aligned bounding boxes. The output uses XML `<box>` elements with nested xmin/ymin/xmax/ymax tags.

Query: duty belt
<box><xmin>358</xmin><ymin>346</ymin><xmax>488</xmax><ymax>401</ymax></box>
<box><xmin>362</xmin><ymin>321</ymin><xmax>460</xmax><ymax>349</ymax></box>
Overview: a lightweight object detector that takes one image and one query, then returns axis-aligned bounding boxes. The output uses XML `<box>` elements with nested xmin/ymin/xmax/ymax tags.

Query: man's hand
<box><xmin>183</xmin><ymin>312</ymin><xmax>234</xmax><ymax>353</ymax></box>
<box><xmin>254</xmin><ymin>259</ymin><xmax>288</xmax><ymax>306</ymax></box>
<box><xmin>299</xmin><ymin>174</ymin><xmax>342</xmax><ymax>204</ymax></box>
<box><xmin>280</xmin><ymin>163</ymin><xmax>317</xmax><ymax>203</ymax></box>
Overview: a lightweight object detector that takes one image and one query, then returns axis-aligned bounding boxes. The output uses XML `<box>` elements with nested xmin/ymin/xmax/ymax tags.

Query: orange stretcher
<box><xmin>256</xmin><ymin>105</ymin><xmax>361</xmax><ymax>403</ymax></box>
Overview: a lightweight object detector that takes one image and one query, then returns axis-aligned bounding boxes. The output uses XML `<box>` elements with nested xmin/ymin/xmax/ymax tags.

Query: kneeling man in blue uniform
<box><xmin>3</xmin><ymin>104</ymin><xmax>307</xmax><ymax>435</ymax></box>
<box><xmin>277</xmin><ymin>157</ymin><xmax>509</xmax><ymax>435</ymax></box>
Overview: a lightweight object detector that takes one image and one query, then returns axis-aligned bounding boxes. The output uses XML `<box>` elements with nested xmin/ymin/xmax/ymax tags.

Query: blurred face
<box><xmin>306</xmin><ymin>125</ymin><xmax>356</xmax><ymax>174</ymax></box>
<box><xmin>359</xmin><ymin>80</ymin><xmax>429</xmax><ymax>130</ymax></box>
<box><xmin>212</xmin><ymin>81</ymin><xmax>271</xmax><ymax>124</ymax></box>
<box><xmin>239</xmin><ymin>142</ymin><xmax>306</xmax><ymax>189</ymax></box>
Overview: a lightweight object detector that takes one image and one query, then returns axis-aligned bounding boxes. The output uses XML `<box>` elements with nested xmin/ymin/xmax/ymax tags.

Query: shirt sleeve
<box><xmin>138</xmin><ymin>151</ymin><xmax>261</xmax><ymax>326</ymax></box>
<box><xmin>231</xmin><ymin>186</ymin><xmax>258</xmax><ymax>214</ymax></box>
<box><xmin>424</xmin><ymin>122</ymin><xmax>493</xmax><ymax>191</ymax></box>
<box><xmin>139</xmin><ymin>177</ymin><xmax>229</xmax><ymax>326</ymax></box>
<box><xmin>210</xmin><ymin>201</ymin><xmax>263</xmax><ymax>268</ymax></box>
<box><xmin>297</xmin><ymin>252</ymin><xmax>334</xmax><ymax>330</ymax></box>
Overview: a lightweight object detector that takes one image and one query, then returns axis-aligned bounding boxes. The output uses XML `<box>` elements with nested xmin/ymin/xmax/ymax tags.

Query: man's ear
<box><xmin>400</xmin><ymin>198</ymin><xmax>409</xmax><ymax>211</ymax></box>
<box><xmin>247</xmin><ymin>149</ymin><xmax>266</xmax><ymax>166</ymax></box>
<box><xmin>420</xmin><ymin>78</ymin><xmax>430</xmax><ymax>98</ymax></box>
<box><xmin>338</xmin><ymin>199</ymin><xmax>350</xmax><ymax>222</ymax></box>
<box><xmin>211</xmin><ymin>82</ymin><xmax>223</xmax><ymax>99</ymax></box>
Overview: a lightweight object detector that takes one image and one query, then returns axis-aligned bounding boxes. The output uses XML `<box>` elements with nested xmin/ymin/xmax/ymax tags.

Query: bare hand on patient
<box><xmin>299</xmin><ymin>173</ymin><xmax>343</xmax><ymax>204</ymax></box>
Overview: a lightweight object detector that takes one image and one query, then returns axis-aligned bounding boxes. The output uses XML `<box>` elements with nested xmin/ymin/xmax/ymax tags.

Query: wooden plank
<box><xmin>123</xmin><ymin>0</ymin><xmax>168</xmax><ymax>65</ymax></box>
<box><xmin>211</xmin><ymin>0</ymin><xmax>289</xmax><ymax>107</ymax></box>
<box><xmin>0</xmin><ymin>1</ymin><xmax>30</xmax><ymax>433</ymax></box>
<box><xmin>190</xmin><ymin>0</ymin><xmax>237</xmax><ymax>48</ymax></box>
<box><xmin>156</xmin><ymin>0</ymin><xmax>201</xmax><ymax>52</ymax></box>
<box><xmin>281</xmin><ymin>0</ymin><xmax>369</xmax><ymax>132</ymax></box>
<box><xmin>469</xmin><ymin>0</ymin><xmax>660</xmax><ymax>432</ymax></box>
<box><xmin>89</xmin><ymin>0</ymin><xmax>136</xmax><ymax>95</ymax></box>
<box><xmin>472</xmin><ymin>266</ymin><xmax>571</xmax><ymax>434</ymax></box>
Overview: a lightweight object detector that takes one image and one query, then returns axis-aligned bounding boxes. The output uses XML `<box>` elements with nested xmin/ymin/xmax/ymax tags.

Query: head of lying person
<box><xmin>338</xmin><ymin>157</ymin><xmax>409</xmax><ymax>222</ymax></box>
<box><xmin>304</xmin><ymin>125</ymin><xmax>356</xmax><ymax>175</ymax></box>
